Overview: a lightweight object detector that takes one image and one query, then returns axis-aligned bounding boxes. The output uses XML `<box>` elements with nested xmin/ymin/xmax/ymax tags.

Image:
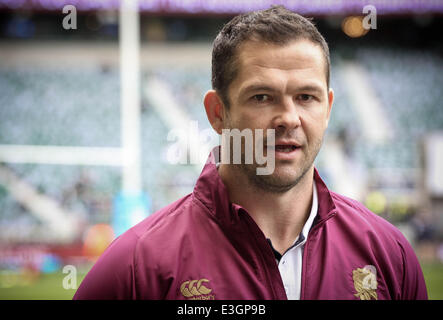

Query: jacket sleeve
<box><xmin>398</xmin><ymin>238</ymin><xmax>428</xmax><ymax>300</ymax></box>
<box><xmin>73</xmin><ymin>230</ymin><xmax>138</xmax><ymax>300</ymax></box>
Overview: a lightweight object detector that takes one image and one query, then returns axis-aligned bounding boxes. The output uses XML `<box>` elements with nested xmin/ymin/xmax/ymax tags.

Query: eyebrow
<box><xmin>240</xmin><ymin>83</ymin><xmax>325</xmax><ymax>97</ymax></box>
<box><xmin>295</xmin><ymin>85</ymin><xmax>325</xmax><ymax>96</ymax></box>
<box><xmin>239</xmin><ymin>84</ymin><xmax>276</xmax><ymax>96</ymax></box>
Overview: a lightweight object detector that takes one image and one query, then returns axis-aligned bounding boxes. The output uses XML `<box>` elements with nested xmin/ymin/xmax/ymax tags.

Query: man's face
<box><xmin>223</xmin><ymin>39</ymin><xmax>333</xmax><ymax>192</ymax></box>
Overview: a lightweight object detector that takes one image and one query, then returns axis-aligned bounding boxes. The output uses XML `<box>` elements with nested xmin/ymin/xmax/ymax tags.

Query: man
<box><xmin>74</xmin><ymin>6</ymin><xmax>428</xmax><ymax>300</ymax></box>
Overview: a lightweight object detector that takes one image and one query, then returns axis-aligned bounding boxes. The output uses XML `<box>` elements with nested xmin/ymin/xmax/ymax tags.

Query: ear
<box><xmin>204</xmin><ymin>90</ymin><xmax>226</xmax><ymax>135</ymax></box>
<box><xmin>325</xmin><ymin>88</ymin><xmax>334</xmax><ymax>126</ymax></box>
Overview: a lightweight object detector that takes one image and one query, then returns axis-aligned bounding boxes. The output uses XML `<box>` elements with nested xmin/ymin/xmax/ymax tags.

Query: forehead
<box><xmin>231</xmin><ymin>39</ymin><xmax>327</xmax><ymax>93</ymax></box>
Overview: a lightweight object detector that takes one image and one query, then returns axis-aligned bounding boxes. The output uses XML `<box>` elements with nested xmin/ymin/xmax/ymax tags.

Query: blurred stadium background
<box><xmin>1</xmin><ymin>0</ymin><xmax>443</xmax><ymax>299</ymax></box>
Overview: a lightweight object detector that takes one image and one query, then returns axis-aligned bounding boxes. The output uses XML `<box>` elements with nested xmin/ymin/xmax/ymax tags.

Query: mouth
<box><xmin>274</xmin><ymin>145</ymin><xmax>300</xmax><ymax>153</ymax></box>
<box><xmin>265</xmin><ymin>142</ymin><xmax>301</xmax><ymax>160</ymax></box>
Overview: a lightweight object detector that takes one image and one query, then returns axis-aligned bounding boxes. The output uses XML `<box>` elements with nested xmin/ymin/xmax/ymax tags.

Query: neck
<box><xmin>219</xmin><ymin>163</ymin><xmax>314</xmax><ymax>254</ymax></box>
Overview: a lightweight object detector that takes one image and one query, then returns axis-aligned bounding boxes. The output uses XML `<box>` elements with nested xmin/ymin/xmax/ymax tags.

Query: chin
<box><xmin>245</xmin><ymin>165</ymin><xmax>308</xmax><ymax>193</ymax></box>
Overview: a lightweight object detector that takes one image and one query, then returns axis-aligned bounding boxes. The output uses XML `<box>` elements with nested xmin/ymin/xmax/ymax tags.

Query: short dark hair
<box><xmin>211</xmin><ymin>5</ymin><xmax>330</xmax><ymax>108</ymax></box>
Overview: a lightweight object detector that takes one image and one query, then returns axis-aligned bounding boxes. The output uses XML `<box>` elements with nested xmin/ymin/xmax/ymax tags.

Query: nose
<box><xmin>272</xmin><ymin>97</ymin><xmax>302</xmax><ymax>134</ymax></box>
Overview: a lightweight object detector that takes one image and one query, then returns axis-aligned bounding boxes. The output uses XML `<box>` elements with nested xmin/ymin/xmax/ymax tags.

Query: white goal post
<box><xmin>0</xmin><ymin>0</ymin><xmax>144</xmax><ymax>241</ymax></box>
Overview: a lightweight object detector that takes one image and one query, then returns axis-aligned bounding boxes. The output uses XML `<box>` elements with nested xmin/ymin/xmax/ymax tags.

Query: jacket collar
<box><xmin>193</xmin><ymin>147</ymin><xmax>337</xmax><ymax>227</ymax></box>
<box><xmin>312</xmin><ymin>166</ymin><xmax>338</xmax><ymax>225</ymax></box>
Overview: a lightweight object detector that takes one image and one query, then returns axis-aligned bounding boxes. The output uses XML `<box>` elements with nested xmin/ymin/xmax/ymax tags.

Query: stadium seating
<box><xmin>354</xmin><ymin>48</ymin><xmax>443</xmax><ymax>169</ymax></box>
<box><xmin>1</xmin><ymin>46</ymin><xmax>443</xmax><ymax>242</ymax></box>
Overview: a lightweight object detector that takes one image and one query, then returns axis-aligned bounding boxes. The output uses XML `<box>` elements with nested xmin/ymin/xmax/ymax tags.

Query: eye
<box><xmin>253</xmin><ymin>94</ymin><xmax>270</xmax><ymax>103</ymax></box>
<box><xmin>297</xmin><ymin>94</ymin><xmax>314</xmax><ymax>102</ymax></box>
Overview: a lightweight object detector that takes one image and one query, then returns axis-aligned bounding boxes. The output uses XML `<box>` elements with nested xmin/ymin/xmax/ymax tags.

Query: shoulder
<box><xmin>327</xmin><ymin>191</ymin><xmax>414</xmax><ymax>268</ymax></box>
<box><xmin>327</xmin><ymin>192</ymin><xmax>427</xmax><ymax>299</ymax></box>
<box><xmin>330</xmin><ymin>191</ymin><xmax>407</xmax><ymax>244</ymax></box>
<box><xmin>131</xmin><ymin>193</ymin><xmax>195</xmax><ymax>238</ymax></box>
<box><xmin>74</xmin><ymin>193</ymin><xmax>199</xmax><ymax>299</ymax></box>
<box><xmin>106</xmin><ymin>192</ymin><xmax>205</xmax><ymax>263</ymax></box>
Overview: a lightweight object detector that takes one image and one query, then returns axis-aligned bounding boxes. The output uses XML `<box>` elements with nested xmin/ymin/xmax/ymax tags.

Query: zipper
<box><xmin>300</xmin><ymin>209</ymin><xmax>337</xmax><ymax>300</ymax></box>
<box><xmin>240</xmin><ymin>209</ymin><xmax>287</xmax><ymax>299</ymax></box>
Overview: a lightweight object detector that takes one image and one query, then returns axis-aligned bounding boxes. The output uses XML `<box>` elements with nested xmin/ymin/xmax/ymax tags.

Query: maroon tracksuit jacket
<box><xmin>74</xmin><ymin>151</ymin><xmax>428</xmax><ymax>300</ymax></box>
